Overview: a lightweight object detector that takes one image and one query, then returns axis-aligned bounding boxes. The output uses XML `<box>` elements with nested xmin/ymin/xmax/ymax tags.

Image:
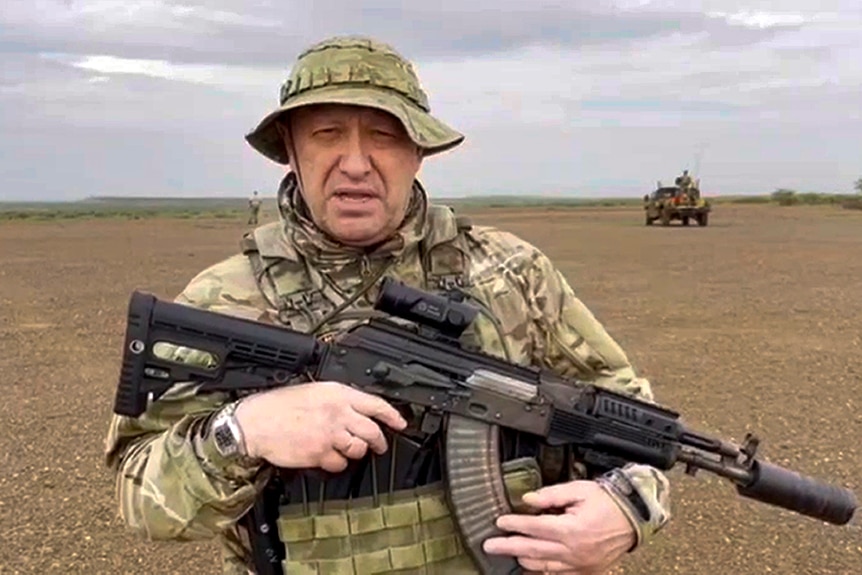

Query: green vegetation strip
<box><xmin>1</xmin><ymin>191</ymin><xmax>860</xmax><ymax>221</ymax></box>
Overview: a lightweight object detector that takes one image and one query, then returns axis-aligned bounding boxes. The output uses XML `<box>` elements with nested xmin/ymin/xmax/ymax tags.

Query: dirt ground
<box><xmin>1</xmin><ymin>203</ymin><xmax>860</xmax><ymax>575</ymax></box>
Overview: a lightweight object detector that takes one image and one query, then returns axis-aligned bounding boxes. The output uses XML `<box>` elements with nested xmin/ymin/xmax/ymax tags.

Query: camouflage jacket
<box><xmin>105</xmin><ymin>175</ymin><xmax>671</xmax><ymax>573</ymax></box>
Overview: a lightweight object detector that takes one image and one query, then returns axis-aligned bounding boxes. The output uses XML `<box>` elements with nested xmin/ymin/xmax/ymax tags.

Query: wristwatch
<box><xmin>210</xmin><ymin>400</ymin><xmax>250</xmax><ymax>460</ymax></box>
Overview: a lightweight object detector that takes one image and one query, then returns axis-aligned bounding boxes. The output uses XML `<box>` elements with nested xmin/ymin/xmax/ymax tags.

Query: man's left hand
<box><xmin>482</xmin><ymin>479</ymin><xmax>636</xmax><ymax>574</ymax></box>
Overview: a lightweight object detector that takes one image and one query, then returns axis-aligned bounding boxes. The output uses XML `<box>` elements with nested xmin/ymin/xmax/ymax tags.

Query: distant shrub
<box><xmin>772</xmin><ymin>189</ymin><xmax>800</xmax><ymax>206</ymax></box>
<box><xmin>730</xmin><ymin>195</ymin><xmax>771</xmax><ymax>204</ymax></box>
<box><xmin>770</xmin><ymin>189</ymin><xmax>854</xmax><ymax>207</ymax></box>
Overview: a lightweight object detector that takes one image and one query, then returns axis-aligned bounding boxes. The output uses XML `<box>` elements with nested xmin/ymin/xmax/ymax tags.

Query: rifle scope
<box><xmin>374</xmin><ymin>277</ymin><xmax>478</xmax><ymax>340</ymax></box>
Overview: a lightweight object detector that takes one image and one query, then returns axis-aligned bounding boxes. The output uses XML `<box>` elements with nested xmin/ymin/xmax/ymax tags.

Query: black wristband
<box><xmin>599</xmin><ymin>468</ymin><xmax>652</xmax><ymax>523</ymax></box>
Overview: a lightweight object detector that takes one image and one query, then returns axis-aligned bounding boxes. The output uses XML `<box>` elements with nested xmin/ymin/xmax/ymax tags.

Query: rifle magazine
<box><xmin>443</xmin><ymin>414</ymin><xmax>521</xmax><ymax>575</ymax></box>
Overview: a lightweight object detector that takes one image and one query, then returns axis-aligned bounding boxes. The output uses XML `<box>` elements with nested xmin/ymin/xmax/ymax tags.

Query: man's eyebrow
<box><xmin>308</xmin><ymin>115</ymin><xmax>341</xmax><ymax>124</ymax></box>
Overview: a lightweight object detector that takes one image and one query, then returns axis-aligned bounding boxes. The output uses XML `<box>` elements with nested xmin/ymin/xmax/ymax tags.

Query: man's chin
<box><xmin>328</xmin><ymin>221</ymin><xmax>388</xmax><ymax>247</ymax></box>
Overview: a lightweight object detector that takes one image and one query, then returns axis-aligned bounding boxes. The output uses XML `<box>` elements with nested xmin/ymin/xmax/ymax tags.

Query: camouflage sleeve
<box><xmin>526</xmin><ymin>251</ymin><xmax>672</xmax><ymax>549</ymax></box>
<box><xmin>104</xmin><ymin>254</ymin><xmax>275</xmax><ymax>541</ymax></box>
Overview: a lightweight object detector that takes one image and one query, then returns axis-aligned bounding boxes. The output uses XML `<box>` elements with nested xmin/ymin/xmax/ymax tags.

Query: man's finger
<box><xmin>483</xmin><ymin>534</ymin><xmax>569</xmax><ymax>560</ymax></box>
<box><xmin>333</xmin><ymin>429</ymin><xmax>369</xmax><ymax>460</ymax></box>
<box><xmin>346</xmin><ymin>413</ymin><xmax>389</xmax><ymax>455</ymax></box>
<box><xmin>347</xmin><ymin>389</ymin><xmax>408</xmax><ymax>430</ymax></box>
<box><xmin>494</xmin><ymin>514</ymin><xmax>568</xmax><ymax>542</ymax></box>
<box><xmin>319</xmin><ymin>450</ymin><xmax>349</xmax><ymax>473</ymax></box>
<box><xmin>517</xmin><ymin>557</ymin><xmax>579</xmax><ymax>573</ymax></box>
<box><xmin>520</xmin><ymin>480</ymin><xmax>594</xmax><ymax>510</ymax></box>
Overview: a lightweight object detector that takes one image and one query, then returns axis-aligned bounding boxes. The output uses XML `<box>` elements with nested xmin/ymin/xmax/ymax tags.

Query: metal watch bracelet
<box><xmin>211</xmin><ymin>400</ymin><xmax>252</xmax><ymax>460</ymax></box>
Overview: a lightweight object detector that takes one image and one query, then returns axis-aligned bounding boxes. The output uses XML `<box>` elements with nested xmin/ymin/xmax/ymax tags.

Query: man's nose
<box><xmin>338</xmin><ymin>131</ymin><xmax>372</xmax><ymax>178</ymax></box>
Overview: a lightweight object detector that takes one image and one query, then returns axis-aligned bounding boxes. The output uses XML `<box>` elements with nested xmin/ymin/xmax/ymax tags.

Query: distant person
<box><xmin>247</xmin><ymin>190</ymin><xmax>262</xmax><ymax>225</ymax></box>
<box><xmin>106</xmin><ymin>35</ymin><xmax>672</xmax><ymax>575</ymax></box>
<box><xmin>677</xmin><ymin>170</ymin><xmax>693</xmax><ymax>192</ymax></box>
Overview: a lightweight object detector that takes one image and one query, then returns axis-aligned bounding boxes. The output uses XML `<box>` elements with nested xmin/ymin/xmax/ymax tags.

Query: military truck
<box><xmin>643</xmin><ymin>180</ymin><xmax>711</xmax><ymax>226</ymax></box>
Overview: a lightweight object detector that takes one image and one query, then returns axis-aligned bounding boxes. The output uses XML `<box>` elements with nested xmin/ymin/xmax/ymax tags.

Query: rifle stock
<box><xmin>112</xmin><ymin>277</ymin><xmax>858</xmax><ymax>575</ymax></box>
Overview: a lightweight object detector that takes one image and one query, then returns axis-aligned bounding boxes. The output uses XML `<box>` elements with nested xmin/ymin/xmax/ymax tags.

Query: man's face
<box><xmin>283</xmin><ymin>104</ymin><xmax>423</xmax><ymax>247</ymax></box>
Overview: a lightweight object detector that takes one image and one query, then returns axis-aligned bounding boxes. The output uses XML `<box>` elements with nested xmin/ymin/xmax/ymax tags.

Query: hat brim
<box><xmin>244</xmin><ymin>85</ymin><xmax>465</xmax><ymax>165</ymax></box>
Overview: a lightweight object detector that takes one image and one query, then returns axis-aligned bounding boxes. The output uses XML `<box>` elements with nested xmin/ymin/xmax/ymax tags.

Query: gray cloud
<box><xmin>2</xmin><ymin>1</ymin><xmax>716</xmax><ymax>66</ymax></box>
<box><xmin>1</xmin><ymin>0</ymin><xmax>861</xmax><ymax>201</ymax></box>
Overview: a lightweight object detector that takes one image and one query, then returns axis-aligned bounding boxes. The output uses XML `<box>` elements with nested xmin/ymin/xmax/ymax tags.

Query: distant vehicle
<box><xmin>643</xmin><ymin>181</ymin><xmax>711</xmax><ymax>226</ymax></box>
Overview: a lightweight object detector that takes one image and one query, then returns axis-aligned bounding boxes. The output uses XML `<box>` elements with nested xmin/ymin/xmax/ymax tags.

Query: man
<box><xmin>105</xmin><ymin>36</ymin><xmax>671</xmax><ymax>575</ymax></box>
<box><xmin>248</xmin><ymin>190</ymin><xmax>262</xmax><ymax>225</ymax></box>
<box><xmin>676</xmin><ymin>170</ymin><xmax>693</xmax><ymax>193</ymax></box>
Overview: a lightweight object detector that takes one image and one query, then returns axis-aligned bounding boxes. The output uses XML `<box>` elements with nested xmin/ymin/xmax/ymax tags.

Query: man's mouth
<box><xmin>333</xmin><ymin>190</ymin><xmax>378</xmax><ymax>203</ymax></box>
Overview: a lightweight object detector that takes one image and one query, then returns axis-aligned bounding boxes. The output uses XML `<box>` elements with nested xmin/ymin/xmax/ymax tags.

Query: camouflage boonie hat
<box><xmin>245</xmin><ymin>36</ymin><xmax>465</xmax><ymax>165</ymax></box>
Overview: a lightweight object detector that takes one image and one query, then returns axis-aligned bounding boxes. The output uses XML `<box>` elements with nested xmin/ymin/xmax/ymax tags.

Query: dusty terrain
<box><xmin>1</xmin><ymin>204</ymin><xmax>860</xmax><ymax>574</ymax></box>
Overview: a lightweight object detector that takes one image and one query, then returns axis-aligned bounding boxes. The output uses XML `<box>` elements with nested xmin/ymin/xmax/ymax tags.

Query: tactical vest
<box><xmin>238</xmin><ymin>206</ymin><xmax>563</xmax><ymax>575</ymax></box>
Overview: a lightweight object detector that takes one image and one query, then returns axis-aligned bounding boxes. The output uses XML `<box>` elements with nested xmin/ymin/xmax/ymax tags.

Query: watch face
<box><xmin>214</xmin><ymin>422</ymin><xmax>237</xmax><ymax>455</ymax></box>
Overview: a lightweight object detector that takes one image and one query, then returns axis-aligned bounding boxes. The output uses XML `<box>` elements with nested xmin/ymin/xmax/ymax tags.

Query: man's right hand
<box><xmin>234</xmin><ymin>381</ymin><xmax>408</xmax><ymax>472</ymax></box>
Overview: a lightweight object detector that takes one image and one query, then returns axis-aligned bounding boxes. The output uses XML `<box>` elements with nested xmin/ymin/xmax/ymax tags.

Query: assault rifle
<box><xmin>112</xmin><ymin>277</ymin><xmax>857</xmax><ymax>575</ymax></box>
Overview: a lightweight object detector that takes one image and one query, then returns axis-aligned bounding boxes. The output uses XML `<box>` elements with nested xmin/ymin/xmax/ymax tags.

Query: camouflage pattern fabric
<box><xmin>244</xmin><ymin>36</ymin><xmax>465</xmax><ymax>166</ymax></box>
<box><xmin>105</xmin><ymin>174</ymin><xmax>672</xmax><ymax>574</ymax></box>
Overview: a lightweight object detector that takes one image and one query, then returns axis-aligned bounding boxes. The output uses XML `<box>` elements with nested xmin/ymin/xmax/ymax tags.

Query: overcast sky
<box><xmin>2</xmin><ymin>1</ymin><xmax>860</xmax><ymax>201</ymax></box>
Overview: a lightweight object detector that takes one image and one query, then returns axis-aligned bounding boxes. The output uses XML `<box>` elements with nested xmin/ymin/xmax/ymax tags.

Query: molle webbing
<box><xmin>420</xmin><ymin>213</ymin><xmax>472</xmax><ymax>291</ymax></box>
<box><xmin>275</xmin><ymin>459</ymin><xmax>541</xmax><ymax>575</ymax></box>
<box><xmin>276</xmin><ymin>482</ymin><xmax>468</xmax><ymax>574</ymax></box>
